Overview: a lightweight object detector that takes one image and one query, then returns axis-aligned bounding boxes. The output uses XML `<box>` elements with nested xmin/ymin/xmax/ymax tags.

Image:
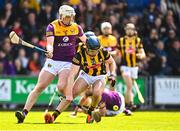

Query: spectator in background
<box><xmin>93</xmin><ymin>2</ymin><xmax>109</xmax><ymax>28</ymax></box>
<box><xmin>28</xmin><ymin>51</ymin><xmax>41</xmax><ymax>76</ymax></box>
<box><xmin>145</xmin><ymin>51</ymin><xmax>162</xmax><ymax>75</ymax></box>
<box><xmin>23</xmin><ymin>11</ymin><xmax>39</xmax><ymax>41</ymax></box>
<box><xmin>84</xmin><ymin>0</ymin><xmax>94</xmax><ymax>30</ymax></box>
<box><xmin>17</xmin><ymin>48</ymin><xmax>29</xmax><ymax>70</ymax></box>
<box><xmin>38</xmin><ymin>34</ymin><xmax>47</xmax><ymax>49</ymax></box>
<box><xmin>2</xmin><ymin>39</ymin><xmax>16</xmax><ymax>75</ymax></box>
<box><xmin>109</xmin><ymin>14</ymin><xmax>122</xmax><ymax>35</ymax></box>
<box><xmin>0</xmin><ymin>1</ymin><xmax>16</xmax><ymax>26</ymax></box>
<box><xmin>144</xmin><ymin>29</ymin><xmax>163</xmax><ymax>75</ymax></box>
<box><xmin>0</xmin><ymin>60</ymin><xmax>3</xmax><ymax>74</ymax></box>
<box><xmin>167</xmin><ymin>39</ymin><xmax>180</xmax><ymax>75</ymax></box>
<box><xmin>143</xmin><ymin>2</ymin><xmax>160</xmax><ymax>36</ymax></box>
<box><xmin>126</xmin><ymin>0</ymin><xmax>144</xmax><ymax>16</ymax></box>
<box><xmin>164</xmin><ymin>10</ymin><xmax>177</xmax><ymax>31</ymax></box>
<box><xmin>18</xmin><ymin>0</ymin><xmax>34</xmax><ymax>25</ymax></box>
<box><xmin>161</xmin><ymin>0</ymin><xmax>180</xmax><ymax>25</ymax></box>
<box><xmin>71</xmin><ymin>1</ymin><xmax>86</xmax><ymax>24</ymax></box>
<box><xmin>38</xmin><ymin>1</ymin><xmax>55</xmax><ymax>27</ymax></box>
<box><xmin>153</xmin><ymin>17</ymin><xmax>166</xmax><ymax>39</ymax></box>
<box><xmin>0</xmin><ymin>49</ymin><xmax>5</xmax><ymax>74</ymax></box>
<box><xmin>19</xmin><ymin>0</ymin><xmax>40</xmax><ymax>14</ymax></box>
<box><xmin>0</xmin><ymin>18</ymin><xmax>9</xmax><ymax>42</ymax></box>
<box><xmin>155</xmin><ymin>40</ymin><xmax>168</xmax><ymax>75</ymax></box>
<box><xmin>144</xmin><ymin>28</ymin><xmax>159</xmax><ymax>53</ymax></box>
<box><xmin>14</xmin><ymin>58</ymin><xmax>27</xmax><ymax>75</ymax></box>
<box><xmin>163</xmin><ymin>29</ymin><xmax>176</xmax><ymax>52</ymax></box>
<box><xmin>12</xmin><ymin>19</ymin><xmax>23</xmax><ymax>37</ymax></box>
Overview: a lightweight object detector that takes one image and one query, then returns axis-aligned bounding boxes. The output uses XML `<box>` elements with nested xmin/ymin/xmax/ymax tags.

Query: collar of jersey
<box><xmin>58</xmin><ymin>20</ymin><xmax>72</xmax><ymax>27</ymax></box>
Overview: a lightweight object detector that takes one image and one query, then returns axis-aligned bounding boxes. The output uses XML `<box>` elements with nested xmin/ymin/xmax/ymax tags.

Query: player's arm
<box><xmin>46</xmin><ymin>24</ymin><xmax>54</xmax><ymax>58</ymax></box>
<box><xmin>104</xmin><ymin>50</ymin><xmax>117</xmax><ymax>87</ymax></box>
<box><xmin>137</xmin><ymin>48</ymin><xmax>146</xmax><ymax>59</ymax></box>
<box><xmin>106</xmin><ymin>55</ymin><xmax>116</xmax><ymax>76</ymax></box>
<box><xmin>114</xmin><ymin>38</ymin><xmax>122</xmax><ymax>64</ymax></box>
<box><xmin>77</xmin><ymin>25</ymin><xmax>87</xmax><ymax>43</ymax></box>
<box><xmin>110</xmin><ymin>37</ymin><xmax>118</xmax><ymax>55</ymax></box>
<box><xmin>66</xmin><ymin>54</ymin><xmax>81</xmax><ymax>101</ymax></box>
<box><xmin>136</xmin><ymin>38</ymin><xmax>146</xmax><ymax>59</ymax></box>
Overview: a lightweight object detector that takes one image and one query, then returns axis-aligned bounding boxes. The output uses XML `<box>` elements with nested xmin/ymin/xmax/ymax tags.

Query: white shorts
<box><xmin>78</xmin><ymin>70</ymin><xmax>106</xmax><ymax>85</ymax></box>
<box><xmin>106</xmin><ymin>93</ymin><xmax>125</xmax><ymax>116</ymax></box>
<box><xmin>120</xmin><ymin>66</ymin><xmax>138</xmax><ymax>79</ymax></box>
<box><xmin>43</xmin><ymin>58</ymin><xmax>71</xmax><ymax>75</ymax></box>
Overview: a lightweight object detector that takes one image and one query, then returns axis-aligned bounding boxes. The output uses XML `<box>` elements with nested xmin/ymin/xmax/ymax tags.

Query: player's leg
<box><xmin>122</xmin><ymin>73</ymin><xmax>133</xmax><ymax>104</ymax></box>
<box><xmin>15</xmin><ymin>70</ymin><xmax>55</xmax><ymax>123</ymax></box>
<box><xmin>99</xmin><ymin>102</ymin><xmax>107</xmax><ymax>116</ymax></box>
<box><xmin>51</xmin><ymin>77</ymin><xmax>89</xmax><ymax>122</ymax></box>
<box><xmin>127</xmin><ymin>66</ymin><xmax>139</xmax><ymax>110</ymax></box>
<box><xmin>87</xmin><ymin>79</ymin><xmax>106</xmax><ymax>123</ymax></box>
<box><xmin>71</xmin><ymin>88</ymin><xmax>92</xmax><ymax>116</ymax></box>
<box><xmin>91</xmin><ymin>80</ymin><xmax>105</xmax><ymax>108</ymax></box>
<box><xmin>117</xmin><ymin>92</ymin><xmax>132</xmax><ymax>115</ymax></box>
<box><xmin>120</xmin><ymin>66</ymin><xmax>134</xmax><ymax>107</ymax></box>
<box><xmin>56</xmin><ymin>69</ymin><xmax>70</xmax><ymax>95</ymax></box>
<box><xmin>49</xmin><ymin>69</ymin><xmax>70</xmax><ymax>121</ymax></box>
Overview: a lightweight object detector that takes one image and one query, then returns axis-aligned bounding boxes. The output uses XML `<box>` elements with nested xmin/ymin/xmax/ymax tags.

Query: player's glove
<box><xmin>108</xmin><ymin>74</ymin><xmax>116</xmax><ymax>87</ymax></box>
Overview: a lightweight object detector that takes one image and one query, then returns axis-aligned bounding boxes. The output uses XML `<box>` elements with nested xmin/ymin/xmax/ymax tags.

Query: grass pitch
<box><xmin>0</xmin><ymin>111</ymin><xmax>180</xmax><ymax>131</ymax></box>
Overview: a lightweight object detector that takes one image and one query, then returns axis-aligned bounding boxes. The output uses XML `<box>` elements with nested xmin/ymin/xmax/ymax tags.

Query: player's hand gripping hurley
<box><xmin>9</xmin><ymin>31</ymin><xmax>48</xmax><ymax>53</ymax></box>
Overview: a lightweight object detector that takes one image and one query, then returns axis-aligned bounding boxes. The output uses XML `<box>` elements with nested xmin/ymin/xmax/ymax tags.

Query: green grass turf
<box><xmin>0</xmin><ymin>111</ymin><xmax>180</xmax><ymax>131</ymax></box>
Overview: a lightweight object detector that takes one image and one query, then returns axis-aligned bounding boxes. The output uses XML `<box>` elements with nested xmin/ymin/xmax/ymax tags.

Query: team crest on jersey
<box><xmin>48</xmin><ymin>63</ymin><xmax>52</xmax><ymax>68</ymax></box>
<box><xmin>87</xmin><ymin>63</ymin><xmax>101</xmax><ymax>69</ymax></box>
<box><xmin>63</xmin><ymin>30</ymin><xmax>68</xmax><ymax>35</ymax></box>
<box><xmin>70</xmin><ymin>28</ymin><xmax>75</xmax><ymax>33</ymax></box>
<box><xmin>81</xmin><ymin>71</ymin><xmax>85</xmax><ymax>75</ymax></box>
<box><xmin>126</xmin><ymin>46</ymin><xmax>135</xmax><ymax>54</ymax></box>
<box><xmin>63</xmin><ymin>36</ymin><xmax>69</xmax><ymax>42</ymax></box>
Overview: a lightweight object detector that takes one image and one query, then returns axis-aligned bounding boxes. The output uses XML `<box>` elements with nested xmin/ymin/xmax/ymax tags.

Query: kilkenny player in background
<box><xmin>45</xmin><ymin>36</ymin><xmax>116</xmax><ymax>123</ymax></box>
<box><xmin>117</xmin><ymin>23</ymin><xmax>146</xmax><ymax>110</ymax></box>
<box><xmin>15</xmin><ymin>5</ymin><xmax>86</xmax><ymax>123</ymax></box>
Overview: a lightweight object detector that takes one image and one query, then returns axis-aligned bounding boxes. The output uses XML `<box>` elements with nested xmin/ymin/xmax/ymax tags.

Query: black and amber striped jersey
<box><xmin>117</xmin><ymin>36</ymin><xmax>143</xmax><ymax>67</ymax></box>
<box><xmin>72</xmin><ymin>47</ymin><xmax>110</xmax><ymax>76</ymax></box>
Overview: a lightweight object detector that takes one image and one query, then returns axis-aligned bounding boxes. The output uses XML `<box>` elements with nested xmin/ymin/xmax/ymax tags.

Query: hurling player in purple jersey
<box><xmin>15</xmin><ymin>5</ymin><xmax>86</xmax><ymax>123</ymax></box>
<box><xmin>98</xmin><ymin>89</ymin><xmax>127</xmax><ymax>116</ymax></box>
<box><xmin>70</xmin><ymin>89</ymin><xmax>132</xmax><ymax>117</ymax></box>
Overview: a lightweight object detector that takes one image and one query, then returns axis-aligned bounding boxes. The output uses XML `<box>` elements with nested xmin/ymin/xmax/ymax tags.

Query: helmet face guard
<box><xmin>87</xmin><ymin>48</ymin><xmax>99</xmax><ymax>57</ymax></box>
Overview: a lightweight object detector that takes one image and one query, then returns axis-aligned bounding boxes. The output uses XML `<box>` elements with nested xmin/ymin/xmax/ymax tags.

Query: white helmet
<box><xmin>59</xmin><ymin>5</ymin><xmax>76</xmax><ymax>19</ymax></box>
<box><xmin>101</xmin><ymin>22</ymin><xmax>112</xmax><ymax>35</ymax></box>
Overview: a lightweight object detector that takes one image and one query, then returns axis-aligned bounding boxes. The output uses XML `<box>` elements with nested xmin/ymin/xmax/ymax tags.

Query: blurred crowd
<box><xmin>0</xmin><ymin>0</ymin><xmax>179</xmax><ymax>76</ymax></box>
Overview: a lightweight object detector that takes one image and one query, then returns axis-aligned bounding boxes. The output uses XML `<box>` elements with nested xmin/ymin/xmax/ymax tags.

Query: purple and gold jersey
<box><xmin>46</xmin><ymin>20</ymin><xmax>84</xmax><ymax>62</ymax></box>
<box><xmin>101</xmin><ymin>90</ymin><xmax>122</xmax><ymax>111</ymax></box>
<box><xmin>98</xmin><ymin>35</ymin><xmax>117</xmax><ymax>52</ymax></box>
